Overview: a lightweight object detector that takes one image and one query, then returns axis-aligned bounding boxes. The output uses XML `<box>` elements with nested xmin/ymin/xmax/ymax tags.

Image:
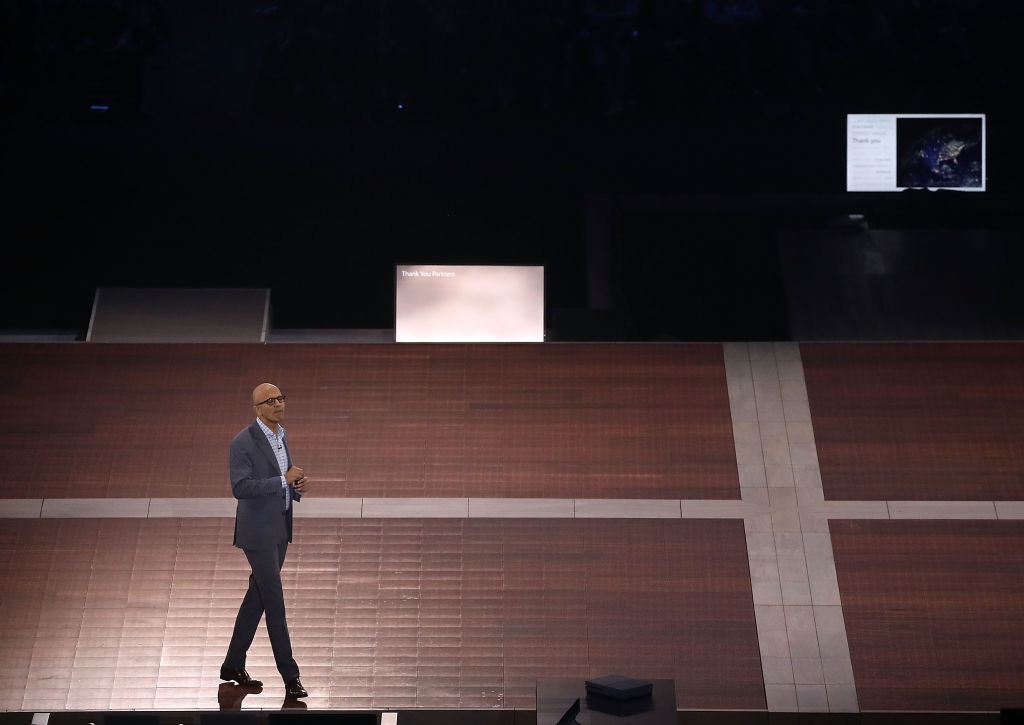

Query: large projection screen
<box><xmin>395</xmin><ymin>264</ymin><xmax>545</xmax><ymax>342</ymax></box>
<box><xmin>847</xmin><ymin>113</ymin><xmax>985</xmax><ymax>192</ymax></box>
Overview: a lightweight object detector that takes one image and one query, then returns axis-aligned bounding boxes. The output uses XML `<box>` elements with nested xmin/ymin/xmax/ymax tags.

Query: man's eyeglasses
<box><xmin>255</xmin><ymin>395</ymin><xmax>287</xmax><ymax>406</ymax></box>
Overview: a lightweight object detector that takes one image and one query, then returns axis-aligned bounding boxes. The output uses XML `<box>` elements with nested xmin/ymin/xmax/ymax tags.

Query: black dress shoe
<box><xmin>220</xmin><ymin>667</ymin><xmax>264</xmax><ymax>688</ymax></box>
<box><xmin>285</xmin><ymin>678</ymin><xmax>308</xmax><ymax>698</ymax></box>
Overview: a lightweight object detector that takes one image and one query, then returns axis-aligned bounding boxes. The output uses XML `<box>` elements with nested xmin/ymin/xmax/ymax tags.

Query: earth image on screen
<box><xmin>896</xmin><ymin>118</ymin><xmax>984</xmax><ymax>189</ymax></box>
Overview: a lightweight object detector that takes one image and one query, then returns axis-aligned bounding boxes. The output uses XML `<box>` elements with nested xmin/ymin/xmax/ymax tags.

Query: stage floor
<box><xmin>1</xmin><ymin>342</ymin><xmax>1022</xmax><ymax>716</ymax></box>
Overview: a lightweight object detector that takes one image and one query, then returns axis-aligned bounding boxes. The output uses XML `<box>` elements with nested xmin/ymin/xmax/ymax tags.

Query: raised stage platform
<box><xmin>1</xmin><ymin>340</ymin><xmax>1022</xmax><ymax>721</ymax></box>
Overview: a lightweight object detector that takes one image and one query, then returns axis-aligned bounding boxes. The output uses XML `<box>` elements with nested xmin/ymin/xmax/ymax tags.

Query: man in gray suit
<box><xmin>220</xmin><ymin>382</ymin><xmax>309</xmax><ymax>698</ymax></box>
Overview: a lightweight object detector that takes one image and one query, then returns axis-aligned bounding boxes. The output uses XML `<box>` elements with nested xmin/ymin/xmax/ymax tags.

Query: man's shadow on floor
<box><xmin>217</xmin><ymin>682</ymin><xmax>309</xmax><ymax>713</ymax></box>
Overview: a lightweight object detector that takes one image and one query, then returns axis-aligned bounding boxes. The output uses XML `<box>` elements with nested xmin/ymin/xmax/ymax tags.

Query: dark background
<box><xmin>3</xmin><ymin>0</ymin><xmax>1024</xmax><ymax>340</ymax></box>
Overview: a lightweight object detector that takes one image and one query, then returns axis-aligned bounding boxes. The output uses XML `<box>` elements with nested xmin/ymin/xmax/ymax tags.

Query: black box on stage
<box><xmin>584</xmin><ymin>674</ymin><xmax>654</xmax><ymax>701</ymax></box>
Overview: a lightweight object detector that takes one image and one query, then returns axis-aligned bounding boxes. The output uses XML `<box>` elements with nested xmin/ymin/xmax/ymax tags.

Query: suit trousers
<box><xmin>223</xmin><ymin>539</ymin><xmax>299</xmax><ymax>681</ymax></box>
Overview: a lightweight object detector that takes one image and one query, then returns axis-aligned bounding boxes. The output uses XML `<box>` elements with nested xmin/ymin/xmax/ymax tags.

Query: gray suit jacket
<box><xmin>229</xmin><ymin>420</ymin><xmax>303</xmax><ymax>549</ymax></box>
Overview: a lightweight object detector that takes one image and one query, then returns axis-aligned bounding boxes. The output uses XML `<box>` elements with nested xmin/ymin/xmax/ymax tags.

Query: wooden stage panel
<box><xmin>1</xmin><ymin>342</ymin><xmax>739</xmax><ymax>501</ymax></box>
<box><xmin>801</xmin><ymin>342</ymin><xmax>1024</xmax><ymax>501</ymax></box>
<box><xmin>0</xmin><ymin>518</ymin><xmax>763</xmax><ymax>712</ymax></box>
<box><xmin>830</xmin><ymin>519</ymin><xmax>1024</xmax><ymax>712</ymax></box>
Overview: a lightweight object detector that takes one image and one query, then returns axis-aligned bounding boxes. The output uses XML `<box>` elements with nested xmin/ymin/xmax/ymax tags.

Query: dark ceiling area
<box><xmin>3</xmin><ymin>0</ymin><xmax>1023</xmax><ymax>338</ymax></box>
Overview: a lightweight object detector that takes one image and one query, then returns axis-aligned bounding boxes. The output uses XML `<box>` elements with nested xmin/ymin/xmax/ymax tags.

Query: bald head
<box><xmin>252</xmin><ymin>382</ymin><xmax>286</xmax><ymax>431</ymax></box>
<box><xmin>252</xmin><ymin>382</ymin><xmax>280</xmax><ymax>406</ymax></box>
